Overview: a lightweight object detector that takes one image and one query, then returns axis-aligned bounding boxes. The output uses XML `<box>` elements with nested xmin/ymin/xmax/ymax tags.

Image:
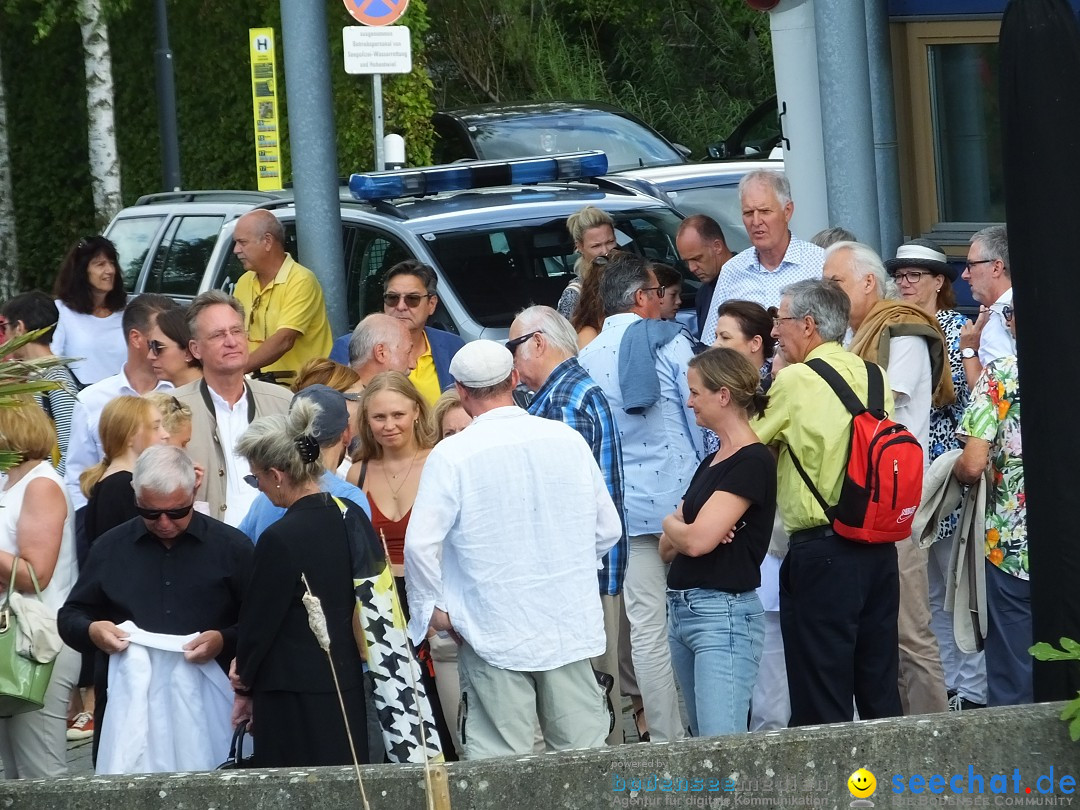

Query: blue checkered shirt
<box><xmin>700</xmin><ymin>235</ymin><xmax>826</xmax><ymax>346</ymax></box>
<box><xmin>528</xmin><ymin>357</ymin><xmax>628</xmax><ymax>595</ymax></box>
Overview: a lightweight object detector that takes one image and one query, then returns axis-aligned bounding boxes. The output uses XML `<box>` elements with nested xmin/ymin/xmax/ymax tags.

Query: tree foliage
<box><xmin>428</xmin><ymin>0</ymin><xmax>775</xmax><ymax>157</ymax></box>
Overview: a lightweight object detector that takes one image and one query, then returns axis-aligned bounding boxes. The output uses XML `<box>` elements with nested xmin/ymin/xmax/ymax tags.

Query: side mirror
<box><xmin>672</xmin><ymin>142</ymin><xmax>692</xmax><ymax>159</ymax></box>
<box><xmin>707</xmin><ymin>143</ymin><xmax>729</xmax><ymax>160</ymax></box>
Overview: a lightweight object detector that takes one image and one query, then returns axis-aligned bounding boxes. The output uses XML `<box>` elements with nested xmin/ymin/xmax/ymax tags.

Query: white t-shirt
<box><xmin>887</xmin><ymin>335</ymin><xmax>932</xmax><ymax>465</ymax></box>
<box><xmin>979</xmin><ymin>287</ymin><xmax>1015</xmax><ymax>366</ymax></box>
<box><xmin>50</xmin><ymin>301</ymin><xmax>126</xmax><ymax>386</ymax></box>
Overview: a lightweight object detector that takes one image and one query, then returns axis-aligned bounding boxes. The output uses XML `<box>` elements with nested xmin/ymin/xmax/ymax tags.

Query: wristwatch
<box><xmin>961</xmin><ymin>347</ymin><xmax>977</xmax><ymax>359</ymax></box>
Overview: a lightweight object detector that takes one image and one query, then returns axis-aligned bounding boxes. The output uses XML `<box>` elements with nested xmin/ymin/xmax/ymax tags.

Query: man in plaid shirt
<box><xmin>509</xmin><ymin>305</ymin><xmax>627</xmax><ymax>744</ymax></box>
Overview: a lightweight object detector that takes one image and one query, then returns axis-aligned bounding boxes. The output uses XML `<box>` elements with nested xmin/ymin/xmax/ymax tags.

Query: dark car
<box><xmin>433</xmin><ymin>102</ymin><xmax>690</xmax><ymax>172</ymax></box>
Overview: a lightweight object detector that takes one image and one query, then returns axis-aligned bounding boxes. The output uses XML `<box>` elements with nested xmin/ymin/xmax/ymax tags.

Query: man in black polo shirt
<box><xmin>58</xmin><ymin>445</ymin><xmax>253</xmax><ymax>763</ymax></box>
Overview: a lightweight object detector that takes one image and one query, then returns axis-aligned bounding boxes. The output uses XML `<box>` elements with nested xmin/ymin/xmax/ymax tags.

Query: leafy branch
<box><xmin>1029</xmin><ymin>638</ymin><xmax>1080</xmax><ymax>741</ymax></box>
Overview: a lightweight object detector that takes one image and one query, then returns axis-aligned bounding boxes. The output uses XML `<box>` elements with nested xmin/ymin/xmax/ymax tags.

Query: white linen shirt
<box><xmin>404</xmin><ymin>406</ymin><xmax>620</xmax><ymax>671</ymax></box>
<box><xmin>578</xmin><ymin>312</ymin><xmax>704</xmax><ymax>537</ymax></box>
<box><xmin>208</xmin><ymin>386</ymin><xmax>258</xmax><ymax>528</ymax></box>
<box><xmin>700</xmin><ymin>236</ymin><xmax>826</xmax><ymax>346</ymax></box>
<box><xmin>63</xmin><ymin>366</ymin><xmax>174</xmax><ymax>509</ymax></box>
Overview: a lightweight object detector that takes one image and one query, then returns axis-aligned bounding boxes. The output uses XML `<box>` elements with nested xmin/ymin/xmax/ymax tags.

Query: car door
<box><xmin>142</xmin><ymin>214</ymin><xmax>227</xmax><ymax>302</ymax></box>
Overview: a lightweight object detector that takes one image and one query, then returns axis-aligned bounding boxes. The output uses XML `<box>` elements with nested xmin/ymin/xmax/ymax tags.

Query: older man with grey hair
<box><xmin>341</xmin><ymin>313</ymin><xmax>415</xmax><ymax>386</ymax></box>
<box><xmin>959</xmin><ymin>224</ymin><xmax>1012</xmax><ymax>388</ymax></box>
<box><xmin>509</xmin><ymin>305</ymin><xmax>627</xmax><ymax>744</ymax></box>
<box><xmin>405</xmin><ymin>340</ymin><xmax>620</xmax><ymax>759</ymax></box>
<box><xmin>578</xmin><ymin>254</ymin><xmax>702</xmax><ymax>743</ymax></box>
<box><xmin>823</xmin><ymin>240</ymin><xmax>953</xmax><ymax>718</ymax></box>
<box><xmin>755</xmin><ymin>278</ymin><xmax>903</xmax><ymax>726</ymax></box>
<box><xmin>58</xmin><ymin>445</ymin><xmax>254</xmax><ymax>766</ymax></box>
<box><xmin>699</xmin><ymin>169</ymin><xmax>825</xmax><ymax>346</ymax></box>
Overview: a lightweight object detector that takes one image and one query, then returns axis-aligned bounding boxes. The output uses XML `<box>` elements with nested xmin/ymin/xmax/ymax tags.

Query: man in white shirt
<box><xmin>64</xmin><ymin>294</ymin><xmax>179</xmax><ymax>509</ymax></box>
<box><xmin>959</xmin><ymin>224</ymin><xmax>1013</xmax><ymax>387</ymax></box>
<box><xmin>172</xmin><ymin>291</ymin><xmax>292</xmax><ymax>526</ymax></box>
<box><xmin>404</xmin><ymin>340</ymin><xmax>620</xmax><ymax>760</ymax></box>
<box><xmin>699</xmin><ymin>170</ymin><xmax>825</xmax><ymax>346</ymax></box>
<box><xmin>824</xmin><ymin>241</ymin><xmax>952</xmax><ymax>716</ymax></box>
<box><xmin>578</xmin><ymin>253</ymin><xmax>704</xmax><ymax>743</ymax></box>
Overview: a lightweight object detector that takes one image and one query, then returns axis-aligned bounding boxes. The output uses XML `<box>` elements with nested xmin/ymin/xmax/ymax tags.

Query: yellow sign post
<box><xmin>248</xmin><ymin>28</ymin><xmax>282</xmax><ymax>191</ymax></box>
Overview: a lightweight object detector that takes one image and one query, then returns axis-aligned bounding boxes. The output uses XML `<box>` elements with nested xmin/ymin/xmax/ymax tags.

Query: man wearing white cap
<box><xmin>404</xmin><ymin>340</ymin><xmax>622</xmax><ymax>760</ymax></box>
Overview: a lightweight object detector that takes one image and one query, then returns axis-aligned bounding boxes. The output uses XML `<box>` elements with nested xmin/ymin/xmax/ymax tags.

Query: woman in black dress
<box><xmin>232</xmin><ymin>399</ymin><xmax>370</xmax><ymax>767</ymax></box>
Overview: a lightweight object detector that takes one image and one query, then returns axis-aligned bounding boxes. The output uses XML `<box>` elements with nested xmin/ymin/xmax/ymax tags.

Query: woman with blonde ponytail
<box><xmin>81</xmin><ymin>397</ymin><xmax>170</xmax><ymax>545</ymax></box>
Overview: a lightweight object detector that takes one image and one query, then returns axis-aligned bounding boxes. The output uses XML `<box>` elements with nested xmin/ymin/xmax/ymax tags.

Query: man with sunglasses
<box><xmin>232</xmin><ymin>210</ymin><xmax>333</xmax><ymax>380</ymax></box>
<box><xmin>59</xmin><ymin>446</ymin><xmax>253</xmax><ymax>765</ymax></box>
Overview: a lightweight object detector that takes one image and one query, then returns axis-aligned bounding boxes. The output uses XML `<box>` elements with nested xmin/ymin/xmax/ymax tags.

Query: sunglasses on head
<box><xmin>136</xmin><ymin>503</ymin><xmax>194</xmax><ymax>521</ymax></box>
<box><xmin>384</xmin><ymin>292</ymin><xmax>432</xmax><ymax>308</ymax></box>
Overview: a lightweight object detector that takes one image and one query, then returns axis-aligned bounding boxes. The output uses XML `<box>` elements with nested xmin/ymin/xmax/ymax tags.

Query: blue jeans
<box><xmin>667</xmin><ymin>589</ymin><xmax>764</xmax><ymax>737</ymax></box>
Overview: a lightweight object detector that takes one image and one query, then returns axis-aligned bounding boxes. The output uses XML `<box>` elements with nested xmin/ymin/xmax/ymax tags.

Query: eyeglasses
<box><xmin>772</xmin><ymin>316</ymin><xmax>800</xmax><ymax>327</ymax></box>
<box><xmin>639</xmin><ymin>285</ymin><xmax>667</xmax><ymax>298</ymax></box>
<box><xmin>147</xmin><ymin>339</ymin><xmax>170</xmax><ymax>356</ymax></box>
<box><xmin>203</xmin><ymin>326</ymin><xmax>246</xmax><ymax>343</ymax></box>
<box><xmin>1002</xmin><ymin>305</ymin><xmax>1014</xmax><ymax>321</ymax></box>
<box><xmin>384</xmin><ymin>292</ymin><xmax>432</xmax><ymax>308</ymax></box>
<box><xmin>243</xmin><ymin>473</ymin><xmax>260</xmax><ymax>489</ymax></box>
<box><xmin>964</xmin><ymin>258</ymin><xmax>995</xmax><ymax>271</ymax></box>
<box><xmin>893</xmin><ymin>270</ymin><xmax>929</xmax><ymax>285</ymax></box>
<box><xmin>505</xmin><ymin>331</ymin><xmax>542</xmax><ymax>355</ymax></box>
<box><xmin>136</xmin><ymin>503</ymin><xmax>194</xmax><ymax>521</ymax></box>
<box><xmin>0</xmin><ymin>320</ymin><xmax>9</xmax><ymax>334</ymax></box>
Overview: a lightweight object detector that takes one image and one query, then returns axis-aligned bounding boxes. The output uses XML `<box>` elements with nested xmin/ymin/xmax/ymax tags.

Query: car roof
<box><xmin>612</xmin><ymin>159</ymin><xmax>783</xmax><ymax>190</ymax></box>
<box><xmin>436</xmin><ymin>101</ymin><xmax>639</xmax><ymax>121</ymax></box>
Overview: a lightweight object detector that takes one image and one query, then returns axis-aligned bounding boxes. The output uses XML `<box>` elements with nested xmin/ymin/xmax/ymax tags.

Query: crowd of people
<box><xmin>0</xmin><ymin>168</ymin><xmax>1026</xmax><ymax>778</ymax></box>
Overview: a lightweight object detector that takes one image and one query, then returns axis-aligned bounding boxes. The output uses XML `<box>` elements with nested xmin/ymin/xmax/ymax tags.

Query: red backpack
<box><xmin>789</xmin><ymin>359</ymin><xmax>924</xmax><ymax>544</ymax></box>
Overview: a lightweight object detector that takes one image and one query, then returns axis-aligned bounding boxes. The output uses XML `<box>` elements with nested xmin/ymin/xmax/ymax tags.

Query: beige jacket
<box><xmin>173</xmin><ymin>378</ymin><xmax>292</xmax><ymax>520</ymax></box>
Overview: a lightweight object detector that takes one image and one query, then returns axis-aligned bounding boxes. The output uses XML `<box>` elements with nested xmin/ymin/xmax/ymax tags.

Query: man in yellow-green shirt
<box><xmin>753</xmin><ymin>278</ymin><xmax>902</xmax><ymax>728</ymax></box>
<box><xmin>232</xmin><ymin>210</ymin><xmax>332</xmax><ymax>380</ymax></box>
<box><xmin>382</xmin><ymin>260</ymin><xmax>465</xmax><ymax>406</ymax></box>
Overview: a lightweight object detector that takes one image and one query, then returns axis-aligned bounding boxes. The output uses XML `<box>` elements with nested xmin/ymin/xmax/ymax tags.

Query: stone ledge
<box><xmin>0</xmin><ymin>703</ymin><xmax>1074</xmax><ymax>809</ymax></box>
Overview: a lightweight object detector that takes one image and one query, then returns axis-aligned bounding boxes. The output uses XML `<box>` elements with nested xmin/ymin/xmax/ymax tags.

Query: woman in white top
<box><xmin>0</xmin><ymin>399</ymin><xmax>80</xmax><ymax>778</ymax></box>
<box><xmin>51</xmin><ymin>236</ymin><xmax>127</xmax><ymax>387</ymax></box>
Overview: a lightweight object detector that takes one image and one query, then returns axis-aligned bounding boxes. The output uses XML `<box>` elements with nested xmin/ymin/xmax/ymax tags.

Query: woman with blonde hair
<box><xmin>81</xmin><ymin>396</ymin><xmax>170</xmax><ymax>545</ymax></box>
<box><xmin>142</xmin><ymin>393</ymin><xmax>193</xmax><ymax>449</ymax></box>
<box><xmin>346</xmin><ymin>371</ymin><xmax>458</xmax><ymax>758</ymax></box>
<box><xmin>558</xmin><ymin>205</ymin><xmax>617</xmax><ymax>321</ymax></box>
<box><xmin>0</xmin><ymin>400</ymin><xmax>80</xmax><ymax>777</ymax></box>
<box><xmin>291</xmin><ymin>357</ymin><xmax>361</xmax><ymax>394</ymax></box>
<box><xmin>432</xmin><ymin>389</ymin><xmax>471</xmax><ymax>441</ymax></box>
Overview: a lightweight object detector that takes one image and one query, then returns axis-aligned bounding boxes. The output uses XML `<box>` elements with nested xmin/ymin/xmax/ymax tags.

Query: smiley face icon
<box><xmin>848</xmin><ymin>768</ymin><xmax>877</xmax><ymax>798</ymax></box>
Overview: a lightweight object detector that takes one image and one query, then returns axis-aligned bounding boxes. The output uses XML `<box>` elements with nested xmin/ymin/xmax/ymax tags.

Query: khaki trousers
<box><xmin>896</xmin><ymin>537</ymin><xmax>949</xmax><ymax>714</ymax></box>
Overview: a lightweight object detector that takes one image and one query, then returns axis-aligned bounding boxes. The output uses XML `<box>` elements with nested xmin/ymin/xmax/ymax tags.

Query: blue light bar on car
<box><xmin>348</xmin><ymin>151</ymin><xmax>609</xmax><ymax>201</ymax></box>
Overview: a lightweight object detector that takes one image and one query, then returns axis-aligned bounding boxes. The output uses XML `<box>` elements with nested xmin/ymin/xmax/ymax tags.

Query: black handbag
<box><xmin>217</xmin><ymin>720</ymin><xmax>255</xmax><ymax>769</ymax></box>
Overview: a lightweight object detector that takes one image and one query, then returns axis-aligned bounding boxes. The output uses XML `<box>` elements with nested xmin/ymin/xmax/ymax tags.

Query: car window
<box><xmin>145</xmin><ymin>215</ymin><xmax>225</xmax><ymax>297</ymax></box>
<box><xmin>343</xmin><ymin>226</ymin><xmax>411</xmax><ymax>327</ymax></box>
<box><xmin>468</xmin><ymin>113</ymin><xmax>683</xmax><ymax>172</ymax></box>
<box><xmin>432</xmin><ymin>117</ymin><xmax>476</xmax><ymax>165</ymax></box>
<box><xmin>104</xmin><ymin>215</ymin><xmax>165</xmax><ymax>292</ymax></box>
<box><xmin>426</xmin><ymin>207</ymin><xmax>685</xmax><ymax>328</ymax></box>
<box><xmin>665</xmin><ymin>185</ymin><xmax>751</xmax><ymax>253</ymax></box>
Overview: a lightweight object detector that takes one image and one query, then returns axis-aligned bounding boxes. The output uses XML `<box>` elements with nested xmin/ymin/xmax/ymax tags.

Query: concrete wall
<box><xmin>1</xmin><ymin>703</ymin><xmax>1076</xmax><ymax>809</ymax></box>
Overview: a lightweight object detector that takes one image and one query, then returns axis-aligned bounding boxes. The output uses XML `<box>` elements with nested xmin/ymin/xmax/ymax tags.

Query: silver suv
<box><xmin>110</xmin><ymin>154</ymin><xmax>778</xmax><ymax>340</ymax></box>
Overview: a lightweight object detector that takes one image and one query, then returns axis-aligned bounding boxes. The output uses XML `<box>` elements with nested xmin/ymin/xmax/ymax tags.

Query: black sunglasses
<box><xmin>505</xmin><ymin>330</ymin><xmax>542</xmax><ymax>355</ymax></box>
<box><xmin>136</xmin><ymin>503</ymin><xmax>194</xmax><ymax>521</ymax></box>
<box><xmin>147</xmin><ymin>339</ymin><xmax>169</xmax><ymax>356</ymax></box>
<box><xmin>243</xmin><ymin>473</ymin><xmax>259</xmax><ymax>489</ymax></box>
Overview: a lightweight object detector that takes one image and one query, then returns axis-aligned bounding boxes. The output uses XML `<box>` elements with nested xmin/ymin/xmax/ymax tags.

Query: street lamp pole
<box><xmin>153</xmin><ymin>0</ymin><xmax>181</xmax><ymax>191</ymax></box>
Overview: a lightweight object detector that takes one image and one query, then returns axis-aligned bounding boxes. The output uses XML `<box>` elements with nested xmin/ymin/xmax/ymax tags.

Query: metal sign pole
<box><xmin>373</xmin><ymin>73</ymin><xmax>385</xmax><ymax>171</ymax></box>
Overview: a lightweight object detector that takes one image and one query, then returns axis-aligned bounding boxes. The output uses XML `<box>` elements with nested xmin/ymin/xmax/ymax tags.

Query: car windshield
<box><xmin>425</xmin><ymin>207</ymin><xmax>695</xmax><ymax>328</ymax></box>
<box><xmin>468</xmin><ymin>113</ymin><xmax>684</xmax><ymax>172</ymax></box>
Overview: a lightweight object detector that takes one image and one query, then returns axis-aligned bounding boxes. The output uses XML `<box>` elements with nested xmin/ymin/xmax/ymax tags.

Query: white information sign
<box><xmin>343</xmin><ymin>26</ymin><xmax>412</xmax><ymax>75</ymax></box>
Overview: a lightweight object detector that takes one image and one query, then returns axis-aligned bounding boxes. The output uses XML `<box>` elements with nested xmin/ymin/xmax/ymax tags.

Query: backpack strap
<box><xmin>787</xmin><ymin>445</ymin><xmax>833</xmax><ymax>518</ymax></box>
<box><xmin>805</xmin><ymin>358</ymin><xmax>886</xmax><ymax>416</ymax></box>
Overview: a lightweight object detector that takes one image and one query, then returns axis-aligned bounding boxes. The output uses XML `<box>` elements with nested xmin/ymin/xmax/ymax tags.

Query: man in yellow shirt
<box><xmin>753</xmin><ymin>278</ymin><xmax>902</xmax><ymax>727</ymax></box>
<box><xmin>382</xmin><ymin>260</ymin><xmax>465</xmax><ymax>406</ymax></box>
<box><xmin>232</xmin><ymin>210</ymin><xmax>332</xmax><ymax>380</ymax></box>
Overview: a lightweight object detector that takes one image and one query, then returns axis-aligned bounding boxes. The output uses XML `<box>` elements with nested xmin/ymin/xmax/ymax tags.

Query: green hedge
<box><xmin>2</xmin><ymin>0</ymin><xmax>435</xmax><ymax>291</ymax></box>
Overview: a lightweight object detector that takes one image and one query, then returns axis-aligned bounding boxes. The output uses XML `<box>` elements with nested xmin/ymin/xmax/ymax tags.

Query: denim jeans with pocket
<box><xmin>667</xmin><ymin>588</ymin><xmax>764</xmax><ymax>737</ymax></box>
